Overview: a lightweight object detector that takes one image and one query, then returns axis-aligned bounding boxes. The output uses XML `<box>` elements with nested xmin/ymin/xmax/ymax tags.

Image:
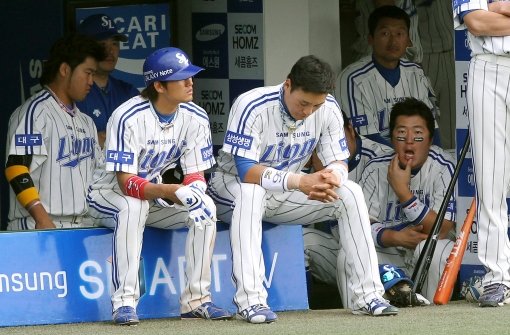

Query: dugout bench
<box><xmin>0</xmin><ymin>222</ymin><xmax>308</xmax><ymax>326</ymax></box>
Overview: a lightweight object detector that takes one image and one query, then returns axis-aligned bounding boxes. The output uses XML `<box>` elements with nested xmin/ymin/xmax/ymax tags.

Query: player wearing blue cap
<box><xmin>86</xmin><ymin>47</ymin><xmax>231</xmax><ymax>325</ymax></box>
<box><xmin>76</xmin><ymin>14</ymin><xmax>139</xmax><ymax>148</ymax></box>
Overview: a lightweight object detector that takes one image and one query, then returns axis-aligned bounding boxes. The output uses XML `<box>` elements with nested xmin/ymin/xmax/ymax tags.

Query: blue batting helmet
<box><xmin>143</xmin><ymin>47</ymin><xmax>204</xmax><ymax>86</ymax></box>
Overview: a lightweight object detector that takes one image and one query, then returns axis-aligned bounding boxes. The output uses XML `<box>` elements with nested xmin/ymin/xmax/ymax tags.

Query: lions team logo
<box><xmin>176</xmin><ymin>53</ymin><xmax>189</xmax><ymax>66</ymax></box>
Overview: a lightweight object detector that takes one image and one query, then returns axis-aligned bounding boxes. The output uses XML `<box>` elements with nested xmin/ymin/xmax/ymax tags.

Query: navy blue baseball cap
<box><xmin>77</xmin><ymin>14</ymin><xmax>128</xmax><ymax>42</ymax></box>
<box><xmin>379</xmin><ymin>264</ymin><xmax>413</xmax><ymax>290</ymax></box>
<box><xmin>143</xmin><ymin>47</ymin><xmax>204</xmax><ymax>85</ymax></box>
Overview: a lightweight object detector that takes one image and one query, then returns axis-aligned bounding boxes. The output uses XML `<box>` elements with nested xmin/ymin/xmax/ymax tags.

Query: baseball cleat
<box><xmin>352</xmin><ymin>298</ymin><xmax>399</xmax><ymax>316</ymax></box>
<box><xmin>113</xmin><ymin>306</ymin><xmax>139</xmax><ymax>325</ymax></box>
<box><xmin>181</xmin><ymin>302</ymin><xmax>233</xmax><ymax>320</ymax></box>
<box><xmin>238</xmin><ymin>304</ymin><xmax>278</xmax><ymax>324</ymax></box>
<box><xmin>479</xmin><ymin>283</ymin><xmax>510</xmax><ymax>307</ymax></box>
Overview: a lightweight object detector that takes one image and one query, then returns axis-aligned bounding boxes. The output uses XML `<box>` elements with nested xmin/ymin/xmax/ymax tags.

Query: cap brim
<box><xmin>167</xmin><ymin>64</ymin><xmax>205</xmax><ymax>81</ymax></box>
<box><xmin>382</xmin><ymin>277</ymin><xmax>413</xmax><ymax>291</ymax></box>
<box><xmin>92</xmin><ymin>31</ymin><xmax>128</xmax><ymax>42</ymax></box>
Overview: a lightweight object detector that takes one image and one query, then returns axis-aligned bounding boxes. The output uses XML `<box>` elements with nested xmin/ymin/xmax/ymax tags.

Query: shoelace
<box><xmin>247</xmin><ymin>304</ymin><xmax>266</xmax><ymax>315</ymax></box>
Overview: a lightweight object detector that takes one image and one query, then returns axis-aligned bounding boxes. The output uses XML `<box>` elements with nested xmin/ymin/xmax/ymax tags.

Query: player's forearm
<box><xmin>489</xmin><ymin>2</ymin><xmax>510</xmax><ymax>17</ymax></box>
<box><xmin>242</xmin><ymin>164</ymin><xmax>268</xmax><ymax>184</ymax></box>
<box><xmin>419</xmin><ymin>210</ymin><xmax>455</xmax><ymax>238</ymax></box>
<box><xmin>116</xmin><ymin>172</ymin><xmax>182</xmax><ymax>203</ymax></box>
<box><xmin>463</xmin><ymin>10</ymin><xmax>510</xmax><ymax>36</ymax></box>
<box><xmin>30</xmin><ymin>203</ymin><xmax>56</xmax><ymax>229</ymax></box>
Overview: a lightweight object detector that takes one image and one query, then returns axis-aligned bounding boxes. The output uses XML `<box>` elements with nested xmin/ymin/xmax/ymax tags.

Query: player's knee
<box><xmin>335</xmin><ymin>180</ymin><xmax>364</xmax><ymax>206</ymax></box>
<box><xmin>238</xmin><ymin>182</ymin><xmax>266</xmax><ymax>200</ymax></box>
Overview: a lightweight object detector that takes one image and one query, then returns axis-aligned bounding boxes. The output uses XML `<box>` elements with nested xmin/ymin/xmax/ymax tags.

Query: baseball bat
<box><xmin>433</xmin><ymin>198</ymin><xmax>476</xmax><ymax>305</ymax></box>
<box><xmin>411</xmin><ymin>133</ymin><xmax>471</xmax><ymax>293</ymax></box>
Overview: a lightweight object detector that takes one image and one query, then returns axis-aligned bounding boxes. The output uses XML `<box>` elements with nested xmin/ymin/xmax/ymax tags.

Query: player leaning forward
<box><xmin>208</xmin><ymin>55</ymin><xmax>399</xmax><ymax>322</ymax></box>
<box><xmin>86</xmin><ymin>47</ymin><xmax>231</xmax><ymax>325</ymax></box>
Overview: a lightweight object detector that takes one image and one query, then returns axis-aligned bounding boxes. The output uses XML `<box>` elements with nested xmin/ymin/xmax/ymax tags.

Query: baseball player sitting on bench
<box><xmin>207</xmin><ymin>55</ymin><xmax>399</xmax><ymax>322</ymax></box>
<box><xmin>76</xmin><ymin>14</ymin><xmax>140</xmax><ymax>148</ymax></box>
<box><xmin>5</xmin><ymin>33</ymin><xmax>105</xmax><ymax>230</ymax></box>
<box><xmin>302</xmin><ymin>110</ymin><xmax>392</xmax><ymax>301</ymax></box>
<box><xmin>338</xmin><ymin>5</ymin><xmax>440</xmax><ymax>147</ymax></box>
<box><xmin>86</xmin><ymin>47</ymin><xmax>231</xmax><ymax>325</ymax></box>
<box><xmin>354</xmin><ymin>97</ymin><xmax>456</xmax><ymax>304</ymax></box>
<box><xmin>350</xmin><ymin>0</ymin><xmax>422</xmax><ymax>63</ymax></box>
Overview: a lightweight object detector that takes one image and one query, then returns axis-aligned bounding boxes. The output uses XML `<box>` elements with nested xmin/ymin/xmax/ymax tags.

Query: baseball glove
<box><xmin>383</xmin><ymin>282</ymin><xmax>429</xmax><ymax>307</ymax></box>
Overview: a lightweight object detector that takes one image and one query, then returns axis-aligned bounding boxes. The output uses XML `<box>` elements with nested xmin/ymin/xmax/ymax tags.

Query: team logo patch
<box><xmin>15</xmin><ymin>134</ymin><xmax>42</xmax><ymax>147</ymax></box>
<box><xmin>106</xmin><ymin>150</ymin><xmax>135</xmax><ymax>164</ymax></box>
<box><xmin>201</xmin><ymin>144</ymin><xmax>213</xmax><ymax>161</ymax></box>
<box><xmin>351</xmin><ymin>115</ymin><xmax>368</xmax><ymax>127</ymax></box>
<box><xmin>339</xmin><ymin>138</ymin><xmax>348</xmax><ymax>151</ymax></box>
<box><xmin>225</xmin><ymin>131</ymin><xmax>253</xmax><ymax>150</ymax></box>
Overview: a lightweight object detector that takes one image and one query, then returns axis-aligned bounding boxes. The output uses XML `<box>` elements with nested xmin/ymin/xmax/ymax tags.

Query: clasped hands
<box><xmin>302</xmin><ymin>169</ymin><xmax>341</xmax><ymax>203</ymax></box>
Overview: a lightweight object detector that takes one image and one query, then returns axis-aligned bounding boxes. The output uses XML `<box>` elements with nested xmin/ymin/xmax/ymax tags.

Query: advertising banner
<box><xmin>0</xmin><ymin>223</ymin><xmax>307</xmax><ymax>326</ymax></box>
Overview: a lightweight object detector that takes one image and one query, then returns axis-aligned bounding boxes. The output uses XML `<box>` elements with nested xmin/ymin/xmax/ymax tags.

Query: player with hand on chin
<box><xmin>356</xmin><ymin>97</ymin><xmax>456</xmax><ymax>303</ymax></box>
<box><xmin>208</xmin><ymin>55</ymin><xmax>398</xmax><ymax>323</ymax></box>
<box><xmin>86</xmin><ymin>47</ymin><xmax>231</xmax><ymax>325</ymax></box>
<box><xmin>5</xmin><ymin>33</ymin><xmax>105</xmax><ymax>230</ymax></box>
<box><xmin>453</xmin><ymin>0</ymin><xmax>510</xmax><ymax>307</ymax></box>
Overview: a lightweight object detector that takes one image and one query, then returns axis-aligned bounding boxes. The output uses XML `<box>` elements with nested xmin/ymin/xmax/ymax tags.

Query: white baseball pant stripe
<box><xmin>467</xmin><ymin>55</ymin><xmax>510</xmax><ymax>287</ymax></box>
<box><xmin>87</xmin><ymin>189</ymin><xmax>216</xmax><ymax>313</ymax></box>
<box><xmin>209</xmin><ymin>175</ymin><xmax>385</xmax><ymax>311</ymax></box>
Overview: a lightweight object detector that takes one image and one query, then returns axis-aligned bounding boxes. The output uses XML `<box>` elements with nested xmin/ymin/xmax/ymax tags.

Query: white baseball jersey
<box><xmin>87</xmin><ymin>95</ymin><xmax>216</xmax><ymax>313</ymax></box>
<box><xmin>347</xmin><ymin>135</ymin><xmax>394</xmax><ymax>183</ymax></box>
<box><xmin>351</xmin><ymin>0</ymin><xmax>423</xmax><ymax>63</ymax></box>
<box><xmin>340</xmin><ymin>57</ymin><xmax>439</xmax><ymax>140</ymax></box>
<box><xmin>209</xmin><ymin>83</ymin><xmax>387</xmax><ymax>312</ymax></box>
<box><xmin>358</xmin><ymin>145</ymin><xmax>456</xmax><ymax>300</ymax></box>
<box><xmin>454</xmin><ymin>0</ymin><xmax>510</xmax><ymax>288</ymax></box>
<box><xmin>6</xmin><ymin>89</ymin><xmax>100</xmax><ymax>230</ymax></box>
<box><xmin>361</xmin><ymin>146</ymin><xmax>456</xmax><ymax>227</ymax></box>
<box><xmin>90</xmin><ymin>96</ymin><xmax>214</xmax><ymax>190</ymax></box>
<box><xmin>215</xmin><ymin>84</ymin><xmax>349</xmax><ymax>175</ymax></box>
<box><xmin>417</xmin><ymin>0</ymin><xmax>456</xmax><ymax>148</ymax></box>
<box><xmin>453</xmin><ymin>0</ymin><xmax>510</xmax><ymax>56</ymax></box>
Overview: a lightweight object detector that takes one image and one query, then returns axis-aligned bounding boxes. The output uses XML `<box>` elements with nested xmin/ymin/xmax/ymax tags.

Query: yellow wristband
<box><xmin>17</xmin><ymin>187</ymin><xmax>40</xmax><ymax>208</ymax></box>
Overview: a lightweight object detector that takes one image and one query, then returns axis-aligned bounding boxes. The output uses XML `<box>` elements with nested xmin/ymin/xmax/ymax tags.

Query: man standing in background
<box><xmin>77</xmin><ymin>14</ymin><xmax>139</xmax><ymax>148</ymax></box>
<box><xmin>416</xmin><ymin>0</ymin><xmax>456</xmax><ymax>149</ymax></box>
<box><xmin>453</xmin><ymin>0</ymin><xmax>510</xmax><ymax>307</ymax></box>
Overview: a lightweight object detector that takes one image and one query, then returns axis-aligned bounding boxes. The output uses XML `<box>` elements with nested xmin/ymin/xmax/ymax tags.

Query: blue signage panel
<box><xmin>0</xmin><ymin>223</ymin><xmax>307</xmax><ymax>326</ymax></box>
<box><xmin>454</xmin><ymin>29</ymin><xmax>471</xmax><ymax>62</ymax></box>
<box><xmin>192</xmin><ymin>13</ymin><xmax>229</xmax><ymax>79</ymax></box>
<box><xmin>75</xmin><ymin>3</ymin><xmax>171</xmax><ymax>89</ymax></box>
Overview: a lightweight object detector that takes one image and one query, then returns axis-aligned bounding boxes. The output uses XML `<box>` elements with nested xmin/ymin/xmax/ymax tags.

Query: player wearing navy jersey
<box><xmin>416</xmin><ymin>0</ymin><xmax>456</xmax><ymax>149</ymax></box>
<box><xmin>340</xmin><ymin>6</ymin><xmax>440</xmax><ymax>147</ymax></box>
<box><xmin>454</xmin><ymin>0</ymin><xmax>510</xmax><ymax>307</ymax></box>
<box><xmin>76</xmin><ymin>14</ymin><xmax>139</xmax><ymax>148</ymax></box>
<box><xmin>86</xmin><ymin>47</ymin><xmax>231</xmax><ymax>325</ymax></box>
<box><xmin>355</xmin><ymin>97</ymin><xmax>456</xmax><ymax>303</ymax></box>
<box><xmin>208</xmin><ymin>55</ymin><xmax>398</xmax><ymax>322</ymax></box>
<box><xmin>303</xmin><ymin>111</ymin><xmax>392</xmax><ymax>291</ymax></box>
<box><xmin>5</xmin><ymin>33</ymin><xmax>105</xmax><ymax>230</ymax></box>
